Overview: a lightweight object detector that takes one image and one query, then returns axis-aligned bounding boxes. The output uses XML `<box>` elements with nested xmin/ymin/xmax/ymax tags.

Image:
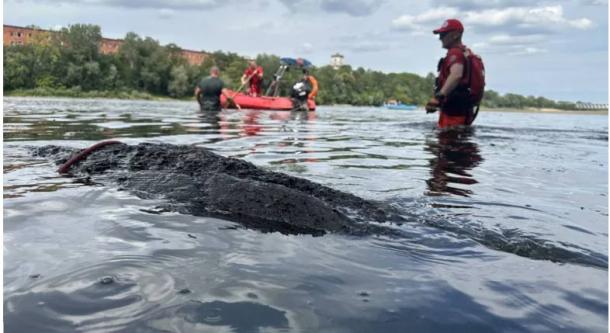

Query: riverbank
<box><xmin>4</xmin><ymin>88</ymin><xmax>171</xmax><ymax>100</ymax></box>
<box><xmin>482</xmin><ymin>107</ymin><xmax>608</xmax><ymax>115</ymax></box>
<box><xmin>4</xmin><ymin>91</ymin><xmax>607</xmax><ymax>115</ymax></box>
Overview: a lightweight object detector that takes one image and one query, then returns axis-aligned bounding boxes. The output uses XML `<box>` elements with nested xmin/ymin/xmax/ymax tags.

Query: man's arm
<box><xmin>308</xmin><ymin>76</ymin><xmax>318</xmax><ymax>99</ymax></box>
<box><xmin>222</xmin><ymin>88</ymin><xmax>241</xmax><ymax>110</ymax></box>
<box><xmin>194</xmin><ymin>86</ymin><xmax>201</xmax><ymax>99</ymax></box>
<box><xmin>425</xmin><ymin>62</ymin><xmax>464</xmax><ymax>113</ymax></box>
<box><xmin>439</xmin><ymin>63</ymin><xmax>464</xmax><ymax>97</ymax></box>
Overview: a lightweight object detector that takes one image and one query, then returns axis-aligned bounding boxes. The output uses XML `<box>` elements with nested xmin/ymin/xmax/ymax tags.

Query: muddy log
<box><xmin>35</xmin><ymin>142</ymin><xmax>406</xmax><ymax>235</ymax></box>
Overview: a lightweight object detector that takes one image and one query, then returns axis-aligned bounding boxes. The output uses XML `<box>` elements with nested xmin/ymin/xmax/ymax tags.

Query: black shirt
<box><xmin>197</xmin><ymin>76</ymin><xmax>224</xmax><ymax>111</ymax></box>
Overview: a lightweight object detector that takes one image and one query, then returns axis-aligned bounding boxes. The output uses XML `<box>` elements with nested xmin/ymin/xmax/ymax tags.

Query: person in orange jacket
<box><xmin>303</xmin><ymin>69</ymin><xmax>318</xmax><ymax>101</ymax></box>
<box><xmin>291</xmin><ymin>69</ymin><xmax>318</xmax><ymax>111</ymax></box>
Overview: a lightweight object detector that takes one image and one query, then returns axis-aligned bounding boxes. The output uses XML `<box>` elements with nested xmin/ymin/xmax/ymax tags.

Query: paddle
<box><xmin>222</xmin><ymin>70</ymin><xmax>260</xmax><ymax>111</ymax></box>
<box><xmin>224</xmin><ymin>93</ymin><xmax>242</xmax><ymax>111</ymax></box>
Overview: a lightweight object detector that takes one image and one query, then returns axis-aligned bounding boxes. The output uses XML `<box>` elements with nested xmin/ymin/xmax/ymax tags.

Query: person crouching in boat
<box><xmin>291</xmin><ymin>69</ymin><xmax>318</xmax><ymax>111</ymax></box>
<box><xmin>195</xmin><ymin>66</ymin><xmax>234</xmax><ymax>111</ymax></box>
<box><xmin>241</xmin><ymin>60</ymin><xmax>264</xmax><ymax>97</ymax></box>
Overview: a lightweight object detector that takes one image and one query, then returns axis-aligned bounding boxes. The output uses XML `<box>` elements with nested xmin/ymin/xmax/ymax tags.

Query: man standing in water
<box><xmin>241</xmin><ymin>60</ymin><xmax>264</xmax><ymax>97</ymax></box>
<box><xmin>195</xmin><ymin>66</ymin><xmax>236</xmax><ymax>111</ymax></box>
<box><xmin>426</xmin><ymin>19</ymin><xmax>484</xmax><ymax>128</ymax></box>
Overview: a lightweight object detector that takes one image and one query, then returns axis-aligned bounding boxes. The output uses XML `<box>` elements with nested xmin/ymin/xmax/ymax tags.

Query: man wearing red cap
<box><xmin>426</xmin><ymin>19</ymin><xmax>477</xmax><ymax>128</ymax></box>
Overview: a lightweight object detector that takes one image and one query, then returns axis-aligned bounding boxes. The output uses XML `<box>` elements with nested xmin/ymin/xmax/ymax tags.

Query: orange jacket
<box><xmin>307</xmin><ymin>76</ymin><xmax>318</xmax><ymax>99</ymax></box>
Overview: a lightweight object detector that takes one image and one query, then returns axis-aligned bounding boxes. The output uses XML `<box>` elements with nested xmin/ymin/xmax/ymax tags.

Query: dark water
<box><xmin>4</xmin><ymin>97</ymin><xmax>608</xmax><ymax>332</ymax></box>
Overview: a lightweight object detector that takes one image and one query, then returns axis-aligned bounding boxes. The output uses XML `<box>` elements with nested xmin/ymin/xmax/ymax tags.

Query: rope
<box><xmin>57</xmin><ymin>140</ymin><xmax>122</xmax><ymax>174</ymax></box>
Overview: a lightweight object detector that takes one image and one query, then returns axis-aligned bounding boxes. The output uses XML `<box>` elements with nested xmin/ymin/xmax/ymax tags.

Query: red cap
<box><xmin>433</xmin><ymin>19</ymin><xmax>464</xmax><ymax>34</ymax></box>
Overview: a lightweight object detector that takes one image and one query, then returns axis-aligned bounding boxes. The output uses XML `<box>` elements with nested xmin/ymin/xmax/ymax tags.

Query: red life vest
<box><xmin>461</xmin><ymin>46</ymin><xmax>485</xmax><ymax>106</ymax></box>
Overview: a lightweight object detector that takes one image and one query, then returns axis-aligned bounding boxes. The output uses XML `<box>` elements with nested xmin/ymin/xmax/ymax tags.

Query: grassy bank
<box><xmin>4</xmin><ymin>87</ymin><xmax>170</xmax><ymax>100</ymax></box>
<box><xmin>482</xmin><ymin>107</ymin><xmax>608</xmax><ymax>115</ymax></box>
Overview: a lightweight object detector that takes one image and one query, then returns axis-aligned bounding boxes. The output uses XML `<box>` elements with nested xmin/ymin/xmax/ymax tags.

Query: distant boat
<box><xmin>384</xmin><ymin>102</ymin><xmax>417</xmax><ymax>110</ymax></box>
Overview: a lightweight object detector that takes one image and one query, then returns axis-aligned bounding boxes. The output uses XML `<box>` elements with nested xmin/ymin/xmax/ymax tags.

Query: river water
<box><xmin>3</xmin><ymin>97</ymin><xmax>608</xmax><ymax>332</ymax></box>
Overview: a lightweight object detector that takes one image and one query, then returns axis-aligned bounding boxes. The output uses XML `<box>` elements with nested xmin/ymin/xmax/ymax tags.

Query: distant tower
<box><xmin>330</xmin><ymin>53</ymin><xmax>344</xmax><ymax>69</ymax></box>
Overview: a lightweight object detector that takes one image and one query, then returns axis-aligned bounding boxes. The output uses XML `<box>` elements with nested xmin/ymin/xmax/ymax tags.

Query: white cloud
<box><xmin>581</xmin><ymin>0</ymin><xmax>607</xmax><ymax>5</ymax></box>
<box><xmin>277</xmin><ymin>0</ymin><xmax>382</xmax><ymax>16</ymax></box>
<box><xmin>391</xmin><ymin>7</ymin><xmax>459</xmax><ymax>32</ymax></box>
<box><xmin>508</xmin><ymin>47</ymin><xmax>548</xmax><ymax>56</ymax></box>
<box><xmin>487</xmin><ymin>34</ymin><xmax>545</xmax><ymax>45</ymax></box>
<box><xmin>463</xmin><ymin>6</ymin><xmax>594</xmax><ymax>31</ymax></box>
<box><xmin>227</xmin><ymin>20</ymin><xmax>279</xmax><ymax>32</ymax></box>
<box><xmin>472</xmin><ymin>36</ymin><xmax>549</xmax><ymax>56</ymax></box>
<box><xmin>330</xmin><ymin>31</ymin><xmax>398</xmax><ymax>53</ymax></box>
<box><xmin>298</xmin><ymin>42</ymin><xmax>314</xmax><ymax>54</ymax></box>
<box><xmin>429</xmin><ymin>0</ymin><xmax>531</xmax><ymax>10</ymax></box>
<box><xmin>392</xmin><ymin>5</ymin><xmax>594</xmax><ymax>35</ymax></box>
<box><xmin>567</xmin><ymin>18</ymin><xmax>594</xmax><ymax>29</ymax></box>
<box><xmin>320</xmin><ymin>0</ymin><xmax>383</xmax><ymax>16</ymax></box>
<box><xmin>347</xmin><ymin>40</ymin><xmax>392</xmax><ymax>52</ymax></box>
<box><xmin>158</xmin><ymin>8</ymin><xmax>175</xmax><ymax>19</ymax></box>
<box><xmin>9</xmin><ymin>0</ymin><xmax>231</xmax><ymax>10</ymax></box>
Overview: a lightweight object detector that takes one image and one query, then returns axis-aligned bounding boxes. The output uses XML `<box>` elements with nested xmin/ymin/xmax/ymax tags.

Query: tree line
<box><xmin>4</xmin><ymin>24</ymin><xmax>580</xmax><ymax>110</ymax></box>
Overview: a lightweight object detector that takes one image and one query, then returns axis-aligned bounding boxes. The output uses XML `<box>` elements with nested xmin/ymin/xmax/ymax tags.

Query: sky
<box><xmin>4</xmin><ymin>0</ymin><xmax>609</xmax><ymax>103</ymax></box>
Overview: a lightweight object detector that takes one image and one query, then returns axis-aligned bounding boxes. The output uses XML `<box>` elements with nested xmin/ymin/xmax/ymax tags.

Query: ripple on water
<box><xmin>4</xmin><ymin>256</ymin><xmax>180</xmax><ymax>332</ymax></box>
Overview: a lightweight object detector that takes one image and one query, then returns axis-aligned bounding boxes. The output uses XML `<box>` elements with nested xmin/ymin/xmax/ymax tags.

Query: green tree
<box><xmin>168</xmin><ymin>65</ymin><xmax>189</xmax><ymax>97</ymax></box>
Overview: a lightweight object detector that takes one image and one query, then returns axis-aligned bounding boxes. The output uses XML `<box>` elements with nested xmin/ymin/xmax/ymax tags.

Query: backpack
<box><xmin>462</xmin><ymin>47</ymin><xmax>485</xmax><ymax>106</ymax></box>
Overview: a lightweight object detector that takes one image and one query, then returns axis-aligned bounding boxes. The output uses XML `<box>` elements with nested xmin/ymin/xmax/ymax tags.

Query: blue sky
<box><xmin>4</xmin><ymin>0</ymin><xmax>608</xmax><ymax>103</ymax></box>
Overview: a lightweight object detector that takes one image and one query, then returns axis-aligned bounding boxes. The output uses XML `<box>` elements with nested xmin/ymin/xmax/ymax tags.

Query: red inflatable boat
<box><xmin>220</xmin><ymin>90</ymin><xmax>316</xmax><ymax>111</ymax></box>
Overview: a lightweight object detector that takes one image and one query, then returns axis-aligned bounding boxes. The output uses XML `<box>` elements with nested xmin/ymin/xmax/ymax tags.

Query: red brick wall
<box><xmin>3</xmin><ymin>25</ymin><xmax>47</xmax><ymax>46</ymax></box>
<box><xmin>100</xmin><ymin>38</ymin><xmax>122</xmax><ymax>54</ymax></box>
<box><xmin>181</xmin><ymin>49</ymin><xmax>207</xmax><ymax>66</ymax></box>
<box><xmin>4</xmin><ymin>25</ymin><xmax>208</xmax><ymax>65</ymax></box>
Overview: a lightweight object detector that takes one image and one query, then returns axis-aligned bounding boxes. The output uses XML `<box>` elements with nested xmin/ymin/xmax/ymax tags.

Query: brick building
<box><xmin>4</xmin><ymin>24</ymin><xmax>207</xmax><ymax>65</ymax></box>
<box><xmin>99</xmin><ymin>37</ymin><xmax>122</xmax><ymax>55</ymax></box>
<box><xmin>180</xmin><ymin>49</ymin><xmax>207</xmax><ymax>66</ymax></box>
<box><xmin>4</xmin><ymin>25</ymin><xmax>48</xmax><ymax>46</ymax></box>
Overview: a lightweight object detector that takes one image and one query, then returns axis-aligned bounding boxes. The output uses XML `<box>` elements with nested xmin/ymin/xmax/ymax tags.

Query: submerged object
<box><xmin>32</xmin><ymin>141</ymin><xmax>608</xmax><ymax>267</ymax></box>
<box><xmin>37</xmin><ymin>142</ymin><xmax>403</xmax><ymax>235</ymax></box>
<box><xmin>221</xmin><ymin>89</ymin><xmax>316</xmax><ymax>111</ymax></box>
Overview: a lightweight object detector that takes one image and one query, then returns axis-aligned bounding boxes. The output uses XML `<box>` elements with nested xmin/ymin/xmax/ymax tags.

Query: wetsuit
<box><xmin>197</xmin><ymin>76</ymin><xmax>224</xmax><ymax>111</ymax></box>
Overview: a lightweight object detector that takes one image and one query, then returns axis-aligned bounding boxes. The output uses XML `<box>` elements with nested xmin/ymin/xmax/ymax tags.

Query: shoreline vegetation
<box><xmin>4</xmin><ymin>23</ymin><xmax>603</xmax><ymax>111</ymax></box>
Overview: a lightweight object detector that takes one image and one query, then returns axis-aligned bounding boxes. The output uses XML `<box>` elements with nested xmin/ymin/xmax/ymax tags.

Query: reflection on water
<box><xmin>425</xmin><ymin>127</ymin><xmax>483</xmax><ymax>197</ymax></box>
<box><xmin>3</xmin><ymin>97</ymin><xmax>608</xmax><ymax>332</ymax></box>
<box><xmin>161</xmin><ymin>300</ymin><xmax>290</xmax><ymax>332</ymax></box>
<box><xmin>197</xmin><ymin>109</ymin><xmax>316</xmax><ymax>141</ymax></box>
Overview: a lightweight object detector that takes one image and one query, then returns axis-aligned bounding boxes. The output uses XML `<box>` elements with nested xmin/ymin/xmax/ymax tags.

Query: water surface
<box><xmin>4</xmin><ymin>97</ymin><xmax>608</xmax><ymax>332</ymax></box>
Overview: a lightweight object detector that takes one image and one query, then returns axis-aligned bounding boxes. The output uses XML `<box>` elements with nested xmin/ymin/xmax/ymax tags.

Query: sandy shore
<box><xmin>482</xmin><ymin>107</ymin><xmax>608</xmax><ymax>115</ymax></box>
